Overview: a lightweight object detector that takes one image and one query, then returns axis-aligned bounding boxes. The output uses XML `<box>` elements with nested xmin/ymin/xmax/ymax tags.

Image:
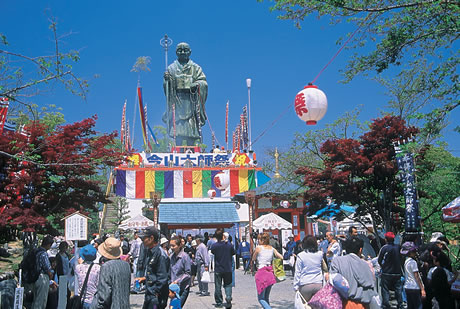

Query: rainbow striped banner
<box><xmin>115</xmin><ymin>167</ymin><xmax>266</xmax><ymax>199</ymax></box>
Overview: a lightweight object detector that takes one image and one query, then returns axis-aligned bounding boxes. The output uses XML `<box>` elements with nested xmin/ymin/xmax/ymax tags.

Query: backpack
<box><xmin>21</xmin><ymin>247</ymin><xmax>44</xmax><ymax>284</ymax></box>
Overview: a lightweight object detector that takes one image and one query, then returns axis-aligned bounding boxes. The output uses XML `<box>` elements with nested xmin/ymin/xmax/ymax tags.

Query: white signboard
<box><xmin>13</xmin><ymin>287</ymin><xmax>24</xmax><ymax>309</ymax></box>
<box><xmin>65</xmin><ymin>213</ymin><xmax>88</xmax><ymax>241</ymax></box>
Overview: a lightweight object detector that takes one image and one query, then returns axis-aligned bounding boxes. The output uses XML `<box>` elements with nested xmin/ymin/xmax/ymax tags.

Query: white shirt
<box><xmin>294</xmin><ymin>251</ymin><xmax>324</xmax><ymax>290</ymax></box>
<box><xmin>256</xmin><ymin>246</ymin><xmax>274</xmax><ymax>269</ymax></box>
<box><xmin>403</xmin><ymin>257</ymin><xmax>421</xmax><ymax>290</ymax></box>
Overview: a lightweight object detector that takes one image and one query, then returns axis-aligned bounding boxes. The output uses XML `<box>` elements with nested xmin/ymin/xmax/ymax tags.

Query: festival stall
<box><xmin>115</xmin><ymin>151</ymin><xmax>269</xmax><ymax>199</ymax></box>
<box><xmin>119</xmin><ymin>214</ymin><xmax>154</xmax><ymax>230</ymax></box>
<box><xmin>253</xmin><ymin>212</ymin><xmax>292</xmax><ymax>231</ymax></box>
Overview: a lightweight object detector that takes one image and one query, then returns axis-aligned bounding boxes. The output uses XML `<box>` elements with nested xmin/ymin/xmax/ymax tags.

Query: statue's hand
<box><xmin>191</xmin><ymin>82</ymin><xmax>198</xmax><ymax>91</ymax></box>
<box><xmin>164</xmin><ymin>71</ymin><xmax>171</xmax><ymax>80</ymax></box>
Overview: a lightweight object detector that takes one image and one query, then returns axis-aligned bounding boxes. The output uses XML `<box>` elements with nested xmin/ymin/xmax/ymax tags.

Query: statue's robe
<box><xmin>163</xmin><ymin>59</ymin><xmax>208</xmax><ymax>145</ymax></box>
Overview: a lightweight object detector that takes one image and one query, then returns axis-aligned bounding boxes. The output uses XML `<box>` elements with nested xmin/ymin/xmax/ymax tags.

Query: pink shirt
<box><xmin>75</xmin><ymin>263</ymin><xmax>101</xmax><ymax>304</ymax></box>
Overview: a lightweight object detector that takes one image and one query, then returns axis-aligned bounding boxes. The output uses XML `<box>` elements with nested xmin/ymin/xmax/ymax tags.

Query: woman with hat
<box><xmin>92</xmin><ymin>237</ymin><xmax>131</xmax><ymax>309</ymax></box>
<box><xmin>401</xmin><ymin>242</ymin><xmax>425</xmax><ymax>309</ymax></box>
<box><xmin>75</xmin><ymin>244</ymin><xmax>101</xmax><ymax>309</ymax></box>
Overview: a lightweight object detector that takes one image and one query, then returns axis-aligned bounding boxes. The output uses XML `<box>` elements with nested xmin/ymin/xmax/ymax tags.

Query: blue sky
<box><xmin>2</xmin><ymin>0</ymin><xmax>459</xmax><ymax>160</ymax></box>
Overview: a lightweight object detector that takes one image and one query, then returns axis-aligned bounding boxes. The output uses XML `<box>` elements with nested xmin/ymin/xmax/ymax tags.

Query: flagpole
<box><xmin>160</xmin><ymin>34</ymin><xmax>173</xmax><ymax>146</ymax></box>
<box><xmin>246</xmin><ymin>78</ymin><xmax>252</xmax><ymax>151</ymax></box>
<box><xmin>225</xmin><ymin>101</ymin><xmax>229</xmax><ymax>151</ymax></box>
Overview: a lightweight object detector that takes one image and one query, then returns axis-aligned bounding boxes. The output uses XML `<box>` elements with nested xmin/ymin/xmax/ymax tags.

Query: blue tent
<box><xmin>312</xmin><ymin>203</ymin><xmax>356</xmax><ymax>219</ymax></box>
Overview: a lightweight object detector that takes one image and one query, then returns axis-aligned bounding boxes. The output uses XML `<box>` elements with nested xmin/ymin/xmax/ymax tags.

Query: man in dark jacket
<box><xmin>136</xmin><ymin>226</ymin><xmax>169</xmax><ymax>309</ymax></box>
<box><xmin>211</xmin><ymin>229</ymin><xmax>235</xmax><ymax>308</ymax></box>
<box><xmin>378</xmin><ymin>232</ymin><xmax>403</xmax><ymax>309</ymax></box>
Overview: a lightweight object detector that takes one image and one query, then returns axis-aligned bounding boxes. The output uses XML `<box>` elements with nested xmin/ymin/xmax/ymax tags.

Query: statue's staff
<box><xmin>160</xmin><ymin>34</ymin><xmax>174</xmax><ymax>145</ymax></box>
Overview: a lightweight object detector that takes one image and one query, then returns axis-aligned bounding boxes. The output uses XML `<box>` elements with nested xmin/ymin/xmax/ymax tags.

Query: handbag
<box><xmin>308</xmin><ymin>283</ymin><xmax>342</xmax><ymax>309</ymax></box>
<box><xmin>272</xmin><ymin>258</ymin><xmax>286</xmax><ymax>282</ymax></box>
<box><xmin>67</xmin><ymin>263</ymin><xmax>94</xmax><ymax>309</ymax></box>
<box><xmin>328</xmin><ymin>273</ymin><xmax>349</xmax><ymax>299</ymax></box>
<box><xmin>201</xmin><ymin>270</ymin><xmax>211</xmax><ymax>283</ymax></box>
<box><xmin>294</xmin><ymin>290</ymin><xmax>312</xmax><ymax>309</ymax></box>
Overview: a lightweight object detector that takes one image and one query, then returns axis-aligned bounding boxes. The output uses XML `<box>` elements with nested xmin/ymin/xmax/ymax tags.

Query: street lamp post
<box><xmin>150</xmin><ymin>191</ymin><xmax>162</xmax><ymax>229</ymax></box>
<box><xmin>245</xmin><ymin>190</ymin><xmax>256</xmax><ymax>256</ymax></box>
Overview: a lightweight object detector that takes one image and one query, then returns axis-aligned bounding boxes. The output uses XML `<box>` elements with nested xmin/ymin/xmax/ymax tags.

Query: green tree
<box><xmin>7</xmin><ymin>104</ymin><xmax>65</xmax><ymax>133</ymax></box>
<box><xmin>261</xmin><ymin>107</ymin><xmax>366</xmax><ymax>194</ymax></box>
<box><xmin>110</xmin><ymin>196</ymin><xmax>130</xmax><ymax>228</ymax></box>
<box><xmin>149</xmin><ymin>125</ymin><xmax>173</xmax><ymax>153</ymax></box>
<box><xmin>416</xmin><ymin>146</ymin><xmax>460</xmax><ymax>242</ymax></box>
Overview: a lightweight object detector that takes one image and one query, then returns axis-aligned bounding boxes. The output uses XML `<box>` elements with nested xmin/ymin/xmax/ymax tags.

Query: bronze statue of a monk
<box><xmin>163</xmin><ymin>42</ymin><xmax>208</xmax><ymax>146</ymax></box>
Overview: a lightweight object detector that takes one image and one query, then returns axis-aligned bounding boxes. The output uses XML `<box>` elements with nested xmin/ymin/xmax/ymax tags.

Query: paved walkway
<box><xmin>131</xmin><ymin>268</ymin><xmax>296</xmax><ymax>308</ymax></box>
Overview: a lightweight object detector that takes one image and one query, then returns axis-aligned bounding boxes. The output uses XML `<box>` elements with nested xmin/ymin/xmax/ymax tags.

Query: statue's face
<box><xmin>176</xmin><ymin>43</ymin><xmax>191</xmax><ymax>63</ymax></box>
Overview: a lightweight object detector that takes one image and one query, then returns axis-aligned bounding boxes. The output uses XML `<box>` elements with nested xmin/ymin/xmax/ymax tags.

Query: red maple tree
<box><xmin>0</xmin><ymin>116</ymin><xmax>122</xmax><ymax>234</ymax></box>
<box><xmin>296</xmin><ymin>115</ymin><xmax>418</xmax><ymax>232</ymax></box>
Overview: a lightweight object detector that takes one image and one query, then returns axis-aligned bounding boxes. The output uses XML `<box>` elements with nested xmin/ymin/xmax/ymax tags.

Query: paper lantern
<box><xmin>280</xmin><ymin>200</ymin><xmax>290</xmax><ymax>208</ymax></box>
<box><xmin>294</xmin><ymin>84</ymin><xmax>328</xmax><ymax>125</ymax></box>
<box><xmin>207</xmin><ymin>189</ymin><xmax>216</xmax><ymax>199</ymax></box>
<box><xmin>213</xmin><ymin>172</ymin><xmax>230</xmax><ymax>191</ymax></box>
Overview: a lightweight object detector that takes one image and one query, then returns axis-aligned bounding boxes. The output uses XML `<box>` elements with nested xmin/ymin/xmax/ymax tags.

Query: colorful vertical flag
<box><xmin>242</xmin><ymin>105</ymin><xmax>249</xmax><ymax>149</ymax></box>
<box><xmin>137</xmin><ymin>87</ymin><xmax>149</xmax><ymax>149</ymax></box>
<box><xmin>121</xmin><ymin>101</ymin><xmax>126</xmax><ymax>148</ymax></box>
<box><xmin>212</xmin><ymin>132</ymin><xmax>216</xmax><ymax>150</ymax></box>
<box><xmin>126</xmin><ymin>119</ymin><xmax>131</xmax><ymax>152</ymax></box>
<box><xmin>0</xmin><ymin>97</ymin><xmax>9</xmax><ymax>135</ymax></box>
<box><xmin>144</xmin><ymin>104</ymin><xmax>152</xmax><ymax>151</ymax></box>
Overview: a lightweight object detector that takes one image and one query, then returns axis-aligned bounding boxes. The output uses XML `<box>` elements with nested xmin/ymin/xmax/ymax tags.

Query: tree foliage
<box><xmin>110</xmin><ymin>196</ymin><xmax>130</xmax><ymax>229</ymax></box>
<box><xmin>263</xmin><ymin>0</ymin><xmax>459</xmax><ymax>133</ymax></box>
<box><xmin>0</xmin><ymin>116</ymin><xmax>123</xmax><ymax>233</ymax></box>
<box><xmin>416</xmin><ymin>145</ymin><xmax>460</xmax><ymax>241</ymax></box>
<box><xmin>261</xmin><ymin>107</ymin><xmax>366</xmax><ymax>194</ymax></box>
<box><xmin>0</xmin><ymin>19</ymin><xmax>88</xmax><ymax>106</ymax></box>
<box><xmin>296</xmin><ymin>115</ymin><xmax>418</xmax><ymax>232</ymax></box>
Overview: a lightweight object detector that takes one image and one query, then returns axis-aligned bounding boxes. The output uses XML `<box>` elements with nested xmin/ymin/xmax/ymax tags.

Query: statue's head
<box><xmin>176</xmin><ymin>42</ymin><xmax>191</xmax><ymax>63</ymax></box>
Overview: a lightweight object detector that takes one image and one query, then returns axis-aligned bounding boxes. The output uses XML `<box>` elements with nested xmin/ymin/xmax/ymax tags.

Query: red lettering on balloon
<box><xmin>295</xmin><ymin>93</ymin><xmax>308</xmax><ymax>116</ymax></box>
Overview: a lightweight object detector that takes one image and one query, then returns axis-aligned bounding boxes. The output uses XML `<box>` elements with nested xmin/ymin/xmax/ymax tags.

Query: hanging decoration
<box><xmin>294</xmin><ymin>84</ymin><xmax>328</xmax><ymax>125</ymax></box>
<box><xmin>0</xmin><ymin>97</ymin><xmax>9</xmax><ymax>135</ymax></box>
<box><xmin>137</xmin><ymin>87</ymin><xmax>150</xmax><ymax>149</ymax></box>
<box><xmin>121</xmin><ymin>101</ymin><xmax>126</xmax><ymax>149</ymax></box>
<box><xmin>213</xmin><ymin>171</ymin><xmax>230</xmax><ymax>191</ymax></box>
<box><xmin>207</xmin><ymin>189</ymin><xmax>216</xmax><ymax>199</ymax></box>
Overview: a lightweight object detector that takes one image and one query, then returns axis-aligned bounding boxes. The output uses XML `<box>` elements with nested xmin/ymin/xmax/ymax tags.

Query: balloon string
<box><xmin>248</xmin><ymin>14</ymin><xmax>375</xmax><ymax>147</ymax></box>
<box><xmin>251</xmin><ymin>102</ymin><xmax>294</xmax><ymax>147</ymax></box>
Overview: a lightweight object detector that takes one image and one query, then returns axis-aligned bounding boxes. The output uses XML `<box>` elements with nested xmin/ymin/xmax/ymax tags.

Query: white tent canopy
<box><xmin>119</xmin><ymin>214</ymin><xmax>154</xmax><ymax>230</ymax></box>
<box><xmin>253</xmin><ymin>212</ymin><xmax>292</xmax><ymax>231</ymax></box>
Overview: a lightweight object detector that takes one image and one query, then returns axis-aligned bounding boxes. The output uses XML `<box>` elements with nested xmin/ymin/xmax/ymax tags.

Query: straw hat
<box><xmin>160</xmin><ymin>237</ymin><xmax>169</xmax><ymax>245</ymax></box>
<box><xmin>98</xmin><ymin>237</ymin><xmax>122</xmax><ymax>260</ymax></box>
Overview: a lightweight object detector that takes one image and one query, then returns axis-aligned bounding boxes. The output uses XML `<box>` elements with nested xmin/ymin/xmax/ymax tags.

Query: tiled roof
<box><xmin>159</xmin><ymin>202</ymin><xmax>239</xmax><ymax>224</ymax></box>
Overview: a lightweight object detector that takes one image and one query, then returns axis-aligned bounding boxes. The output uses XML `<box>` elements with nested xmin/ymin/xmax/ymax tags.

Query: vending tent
<box><xmin>119</xmin><ymin>214</ymin><xmax>154</xmax><ymax>230</ymax></box>
<box><xmin>253</xmin><ymin>212</ymin><xmax>292</xmax><ymax>231</ymax></box>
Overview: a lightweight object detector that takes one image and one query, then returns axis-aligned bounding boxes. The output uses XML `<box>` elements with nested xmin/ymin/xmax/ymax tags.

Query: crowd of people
<box><xmin>6</xmin><ymin>226</ymin><xmax>458</xmax><ymax>309</ymax></box>
<box><xmin>20</xmin><ymin>227</ymin><xmax>240</xmax><ymax>309</ymax></box>
<box><xmin>287</xmin><ymin>227</ymin><xmax>458</xmax><ymax>309</ymax></box>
